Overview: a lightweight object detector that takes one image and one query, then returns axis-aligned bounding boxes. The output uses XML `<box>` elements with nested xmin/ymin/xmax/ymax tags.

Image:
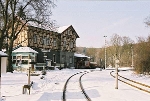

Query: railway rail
<box><xmin>110</xmin><ymin>71</ymin><xmax>150</xmax><ymax>94</ymax></box>
<box><xmin>62</xmin><ymin>71</ymin><xmax>92</xmax><ymax>101</ymax></box>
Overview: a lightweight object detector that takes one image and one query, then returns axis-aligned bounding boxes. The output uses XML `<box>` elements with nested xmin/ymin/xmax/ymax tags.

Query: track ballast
<box><xmin>110</xmin><ymin>71</ymin><xmax>150</xmax><ymax>94</ymax></box>
<box><xmin>62</xmin><ymin>71</ymin><xmax>92</xmax><ymax>101</ymax></box>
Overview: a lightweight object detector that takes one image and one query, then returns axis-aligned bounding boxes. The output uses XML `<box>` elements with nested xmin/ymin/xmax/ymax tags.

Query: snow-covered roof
<box><xmin>27</xmin><ymin>22</ymin><xmax>51</xmax><ymax>31</ymax></box>
<box><xmin>57</xmin><ymin>25</ymin><xmax>71</xmax><ymax>33</ymax></box>
<box><xmin>0</xmin><ymin>51</ymin><xmax>8</xmax><ymax>57</ymax></box>
<box><xmin>90</xmin><ymin>62</ymin><xmax>97</xmax><ymax>64</ymax></box>
<box><xmin>74</xmin><ymin>53</ymin><xmax>88</xmax><ymax>57</ymax></box>
<box><xmin>12</xmin><ymin>47</ymin><xmax>38</xmax><ymax>53</ymax></box>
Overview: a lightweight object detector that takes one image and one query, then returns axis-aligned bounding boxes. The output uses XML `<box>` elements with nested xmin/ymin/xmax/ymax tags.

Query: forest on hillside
<box><xmin>76</xmin><ymin>34</ymin><xmax>150</xmax><ymax>74</ymax></box>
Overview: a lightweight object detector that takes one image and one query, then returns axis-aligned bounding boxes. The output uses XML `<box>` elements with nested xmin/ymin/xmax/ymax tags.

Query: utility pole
<box><xmin>115</xmin><ymin>55</ymin><xmax>119</xmax><ymax>89</ymax></box>
<box><xmin>104</xmin><ymin>36</ymin><xmax>107</xmax><ymax>69</ymax></box>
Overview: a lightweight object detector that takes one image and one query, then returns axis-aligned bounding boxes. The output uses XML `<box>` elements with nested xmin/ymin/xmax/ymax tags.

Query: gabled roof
<box><xmin>57</xmin><ymin>25</ymin><xmax>71</xmax><ymax>33</ymax></box>
<box><xmin>0</xmin><ymin>51</ymin><xmax>8</xmax><ymax>57</ymax></box>
<box><xmin>12</xmin><ymin>47</ymin><xmax>38</xmax><ymax>53</ymax></box>
<box><xmin>57</xmin><ymin>25</ymin><xmax>79</xmax><ymax>38</ymax></box>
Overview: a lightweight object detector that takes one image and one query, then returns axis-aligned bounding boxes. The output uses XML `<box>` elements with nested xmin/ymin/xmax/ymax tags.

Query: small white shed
<box><xmin>0</xmin><ymin>51</ymin><xmax>8</xmax><ymax>73</ymax></box>
<box><xmin>12</xmin><ymin>47</ymin><xmax>38</xmax><ymax>71</ymax></box>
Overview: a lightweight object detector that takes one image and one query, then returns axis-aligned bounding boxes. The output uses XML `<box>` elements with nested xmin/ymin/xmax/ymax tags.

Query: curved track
<box><xmin>110</xmin><ymin>71</ymin><xmax>150</xmax><ymax>94</ymax></box>
<box><xmin>62</xmin><ymin>71</ymin><xmax>92</xmax><ymax>101</ymax></box>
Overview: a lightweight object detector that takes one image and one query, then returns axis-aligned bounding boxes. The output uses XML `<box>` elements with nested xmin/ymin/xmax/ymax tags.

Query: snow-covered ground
<box><xmin>1</xmin><ymin>67</ymin><xmax>150</xmax><ymax>101</ymax></box>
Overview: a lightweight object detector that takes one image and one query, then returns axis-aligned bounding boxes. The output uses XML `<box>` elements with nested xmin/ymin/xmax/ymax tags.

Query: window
<box><xmin>66</xmin><ymin>30</ymin><xmax>68</xmax><ymax>35</ymax></box>
<box><xmin>13</xmin><ymin>55</ymin><xmax>21</xmax><ymax>66</ymax></box>
<box><xmin>69</xmin><ymin>57</ymin><xmax>72</xmax><ymax>63</ymax></box>
<box><xmin>40</xmin><ymin>37</ymin><xmax>43</xmax><ymax>44</ymax></box>
<box><xmin>43</xmin><ymin>37</ymin><xmax>47</xmax><ymax>45</ymax></box>
<box><xmin>68</xmin><ymin>30</ymin><xmax>70</xmax><ymax>35</ymax></box>
<box><xmin>64</xmin><ymin>41</ymin><xmax>66</xmax><ymax>47</ymax></box>
<box><xmin>53</xmin><ymin>39</ymin><xmax>56</xmax><ymax>46</ymax></box>
<box><xmin>17</xmin><ymin>55</ymin><xmax>21</xmax><ymax>60</ymax></box>
<box><xmin>70</xmin><ymin>30</ymin><xmax>72</xmax><ymax>35</ymax></box>
<box><xmin>12</xmin><ymin>56</ymin><xmax>16</xmax><ymax>64</ymax></box>
<box><xmin>22</xmin><ymin>56</ymin><xmax>28</xmax><ymax>59</ymax></box>
<box><xmin>33</xmin><ymin>35</ymin><xmax>37</xmax><ymax>43</ymax></box>
<box><xmin>16</xmin><ymin>60</ymin><xmax>20</xmax><ymax>66</ymax></box>
<box><xmin>62</xmin><ymin>55</ymin><xmax>65</xmax><ymax>63</ymax></box>
<box><xmin>22</xmin><ymin>60</ymin><xmax>28</xmax><ymax>64</ymax></box>
<box><xmin>46</xmin><ymin>38</ymin><xmax>50</xmax><ymax>45</ymax></box>
<box><xmin>12</xmin><ymin>56</ymin><xmax>16</xmax><ymax>59</ymax></box>
<box><xmin>12</xmin><ymin>55</ymin><xmax>29</xmax><ymax>65</ymax></box>
<box><xmin>12</xmin><ymin>60</ymin><xmax>16</xmax><ymax>64</ymax></box>
<box><xmin>53</xmin><ymin>54</ymin><xmax>56</xmax><ymax>62</ymax></box>
<box><xmin>70</xmin><ymin>41</ymin><xmax>73</xmax><ymax>48</ymax></box>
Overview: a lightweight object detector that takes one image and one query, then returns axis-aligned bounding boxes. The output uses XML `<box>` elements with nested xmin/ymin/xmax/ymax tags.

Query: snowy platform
<box><xmin>1</xmin><ymin>69</ymin><xmax>150</xmax><ymax>101</ymax></box>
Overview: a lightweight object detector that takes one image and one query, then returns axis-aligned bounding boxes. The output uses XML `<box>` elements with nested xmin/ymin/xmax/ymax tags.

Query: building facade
<box><xmin>14</xmin><ymin>25</ymin><xmax>79</xmax><ymax>68</ymax></box>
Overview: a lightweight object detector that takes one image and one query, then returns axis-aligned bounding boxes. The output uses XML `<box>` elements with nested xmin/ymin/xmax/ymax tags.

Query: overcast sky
<box><xmin>51</xmin><ymin>0</ymin><xmax>150</xmax><ymax>48</ymax></box>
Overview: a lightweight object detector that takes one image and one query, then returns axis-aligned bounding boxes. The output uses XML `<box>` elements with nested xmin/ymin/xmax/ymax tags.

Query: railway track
<box><xmin>110</xmin><ymin>71</ymin><xmax>150</xmax><ymax>94</ymax></box>
<box><xmin>62</xmin><ymin>71</ymin><xmax>92</xmax><ymax>101</ymax></box>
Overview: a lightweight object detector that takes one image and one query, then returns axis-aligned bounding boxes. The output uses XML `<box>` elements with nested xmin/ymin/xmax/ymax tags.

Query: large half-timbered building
<box><xmin>14</xmin><ymin>24</ymin><xmax>79</xmax><ymax>68</ymax></box>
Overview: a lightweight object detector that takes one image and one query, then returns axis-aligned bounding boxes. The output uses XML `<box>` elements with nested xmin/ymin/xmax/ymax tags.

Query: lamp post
<box><xmin>104</xmin><ymin>36</ymin><xmax>107</xmax><ymax>69</ymax></box>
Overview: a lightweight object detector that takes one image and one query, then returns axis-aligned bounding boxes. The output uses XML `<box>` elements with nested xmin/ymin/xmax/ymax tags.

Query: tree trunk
<box><xmin>0</xmin><ymin>31</ymin><xmax>5</xmax><ymax>51</ymax></box>
<box><xmin>0</xmin><ymin>38</ymin><xmax>3</xmax><ymax>51</ymax></box>
<box><xmin>7</xmin><ymin>39</ymin><xmax>14</xmax><ymax>72</ymax></box>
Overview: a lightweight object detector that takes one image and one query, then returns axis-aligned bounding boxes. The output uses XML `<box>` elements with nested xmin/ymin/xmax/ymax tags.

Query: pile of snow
<box><xmin>0</xmin><ymin>51</ymin><xmax>7</xmax><ymax>56</ymax></box>
<box><xmin>1</xmin><ymin>69</ymin><xmax>150</xmax><ymax>101</ymax></box>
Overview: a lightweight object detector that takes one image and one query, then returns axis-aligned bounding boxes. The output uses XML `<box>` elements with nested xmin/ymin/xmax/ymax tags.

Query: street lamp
<box><xmin>104</xmin><ymin>36</ymin><xmax>107</xmax><ymax>69</ymax></box>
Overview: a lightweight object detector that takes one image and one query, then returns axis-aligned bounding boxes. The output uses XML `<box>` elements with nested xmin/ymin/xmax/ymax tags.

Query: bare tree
<box><xmin>107</xmin><ymin>34</ymin><xmax>134</xmax><ymax>67</ymax></box>
<box><xmin>0</xmin><ymin>0</ymin><xmax>56</xmax><ymax>72</ymax></box>
<box><xmin>120</xmin><ymin>36</ymin><xmax>134</xmax><ymax>66</ymax></box>
<box><xmin>107</xmin><ymin>34</ymin><xmax>122</xmax><ymax>67</ymax></box>
<box><xmin>86</xmin><ymin>47</ymin><xmax>97</xmax><ymax>61</ymax></box>
<box><xmin>134</xmin><ymin>36</ymin><xmax>150</xmax><ymax>74</ymax></box>
<box><xmin>76</xmin><ymin>47</ymin><xmax>86</xmax><ymax>54</ymax></box>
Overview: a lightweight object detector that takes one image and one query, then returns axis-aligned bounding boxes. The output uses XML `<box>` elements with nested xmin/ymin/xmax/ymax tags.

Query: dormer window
<box><xmin>68</xmin><ymin>30</ymin><xmax>70</xmax><ymax>35</ymax></box>
<box><xmin>69</xmin><ymin>30</ymin><xmax>72</xmax><ymax>35</ymax></box>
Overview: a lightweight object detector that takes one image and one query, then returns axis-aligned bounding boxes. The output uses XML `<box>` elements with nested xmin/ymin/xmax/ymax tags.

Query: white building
<box><xmin>0</xmin><ymin>51</ymin><xmax>8</xmax><ymax>74</ymax></box>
